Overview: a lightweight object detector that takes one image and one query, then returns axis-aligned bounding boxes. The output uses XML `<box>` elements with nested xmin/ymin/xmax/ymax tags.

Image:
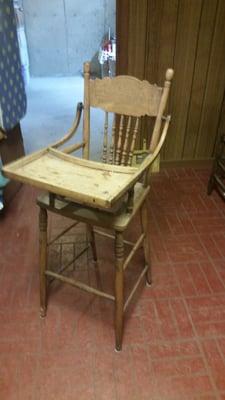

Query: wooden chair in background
<box><xmin>3</xmin><ymin>62</ymin><xmax>174</xmax><ymax>350</ymax></box>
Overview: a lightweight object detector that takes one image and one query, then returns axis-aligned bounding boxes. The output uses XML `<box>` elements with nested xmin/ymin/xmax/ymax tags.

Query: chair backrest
<box><xmin>82</xmin><ymin>62</ymin><xmax>173</xmax><ymax>166</ymax></box>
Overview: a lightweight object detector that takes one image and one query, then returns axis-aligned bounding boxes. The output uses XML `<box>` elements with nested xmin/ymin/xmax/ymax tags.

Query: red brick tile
<box><xmin>123</xmin><ymin>314</ymin><xmax>146</xmax><ymax>345</ymax></box>
<box><xmin>200</xmin><ymin>261</ymin><xmax>225</xmax><ymax>293</ymax></box>
<box><xmin>0</xmin><ymin>308</ymin><xmax>41</xmax><ymax>354</ymax></box>
<box><xmin>171</xmin><ymin>298</ymin><xmax>194</xmax><ymax>338</ymax></box>
<box><xmin>152</xmin><ymin>355</ymin><xmax>206</xmax><ymax>377</ymax></box>
<box><xmin>142</xmin><ymin>270</ymin><xmax>181</xmax><ymax>299</ymax></box>
<box><xmin>148</xmin><ymin>340</ymin><xmax>201</xmax><ymax>359</ymax></box>
<box><xmin>0</xmin><ymin>354</ymin><xmax>20</xmax><ymax>400</ymax></box>
<box><xmin>153</xmin><ymin>212</ymin><xmax>173</xmax><ymax>235</ymax></box>
<box><xmin>164</xmin><ymin>234</ymin><xmax>208</xmax><ymax>263</ymax></box>
<box><xmin>213</xmin><ymin>259</ymin><xmax>225</xmax><ymax>285</ymax></box>
<box><xmin>36</xmin><ymin>366</ymin><xmax>94</xmax><ymax>400</ymax></box>
<box><xmin>217</xmin><ymin>337</ymin><xmax>225</xmax><ymax>358</ymax></box>
<box><xmin>188</xmin><ymin>303</ymin><xmax>225</xmax><ymax>325</ymax></box>
<box><xmin>193</xmin><ymin>396</ymin><xmax>217</xmax><ymax>400</ymax></box>
<box><xmin>173</xmin><ymin>263</ymin><xmax>197</xmax><ymax>297</ymax></box>
<box><xmin>150</xmin><ymin>235</ymin><xmax>170</xmax><ymax>263</ymax></box>
<box><xmin>211</xmin><ymin>233</ymin><xmax>225</xmax><ymax>258</ymax></box>
<box><xmin>171</xmin><ymin>375</ymin><xmax>213</xmax><ymax>396</ymax></box>
<box><xmin>190</xmin><ymin>211</ymin><xmax>225</xmax><ymax>234</ymax></box>
<box><xmin>114</xmin><ymin>349</ymin><xmax>137</xmax><ymax>400</ymax></box>
<box><xmin>166</xmin><ymin>213</ymin><xmax>195</xmax><ymax>235</ymax></box>
<box><xmin>130</xmin><ymin>345</ymin><xmax>156</xmax><ymax>400</ymax></box>
<box><xmin>2</xmin><ymin>169</ymin><xmax>225</xmax><ymax>399</ymax></box>
<box><xmin>186</xmin><ymin>294</ymin><xmax>225</xmax><ymax>309</ymax></box>
<box><xmin>93</xmin><ymin>347</ymin><xmax>117</xmax><ymax>400</ymax></box>
<box><xmin>199</xmin><ymin>234</ymin><xmax>224</xmax><ymax>260</ymax></box>
<box><xmin>155</xmin><ymin>299</ymin><xmax>179</xmax><ymax>340</ymax></box>
<box><xmin>187</xmin><ymin>262</ymin><xmax>212</xmax><ymax>295</ymax></box>
<box><xmin>195</xmin><ymin>321</ymin><xmax>225</xmax><ymax>338</ymax></box>
<box><xmin>17</xmin><ymin>354</ymin><xmax>39</xmax><ymax>400</ymax></box>
<box><xmin>201</xmin><ymin>339</ymin><xmax>225</xmax><ymax>391</ymax></box>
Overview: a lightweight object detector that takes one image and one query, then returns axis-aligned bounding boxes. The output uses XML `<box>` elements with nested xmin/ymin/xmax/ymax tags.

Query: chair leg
<box><xmin>39</xmin><ymin>207</ymin><xmax>48</xmax><ymax>318</ymax></box>
<box><xmin>140</xmin><ymin>201</ymin><xmax>152</xmax><ymax>286</ymax></box>
<box><xmin>87</xmin><ymin>224</ymin><xmax>97</xmax><ymax>262</ymax></box>
<box><xmin>114</xmin><ymin>231</ymin><xmax>124</xmax><ymax>351</ymax></box>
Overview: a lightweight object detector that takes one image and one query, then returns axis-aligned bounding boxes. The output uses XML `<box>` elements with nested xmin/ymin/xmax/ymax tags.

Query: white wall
<box><xmin>23</xmin><ymin>0</ymin><xmax>115</xmax><ymax>76</ymax></box>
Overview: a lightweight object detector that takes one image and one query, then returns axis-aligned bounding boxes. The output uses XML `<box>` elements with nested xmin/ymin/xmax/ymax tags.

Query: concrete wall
<box><xmin>23</xmin><ymin>0</ymin><xmax>115</xmax><ymax>76</ymax></box>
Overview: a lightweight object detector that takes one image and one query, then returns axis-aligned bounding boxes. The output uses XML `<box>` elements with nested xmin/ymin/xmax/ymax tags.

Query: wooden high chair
<box><xmin>3</xmin><ymin>62</ymin><xmax>174</xmax><ymax>350</ymax></box>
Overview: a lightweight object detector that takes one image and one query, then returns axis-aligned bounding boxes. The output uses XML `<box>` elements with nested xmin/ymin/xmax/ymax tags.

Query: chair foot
<box><xmin>145</xmin><ymin>264</ymin><xmax>152</xmax><ymax>286</ymax></box>
<box><xmin>115</xmin><ymin>345</ymin><xmax>122</xmax><ymax>352</ymax></box>
<box><xmin>40</xmin><ymin>307</ymin><xmax>46</xmax><ymax>318</ymax></box>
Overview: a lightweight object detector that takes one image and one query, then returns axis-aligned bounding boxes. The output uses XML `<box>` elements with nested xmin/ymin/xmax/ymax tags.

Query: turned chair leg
<box><xmin>39</xmin><ymin>207</ymin><xmax>48</xmax><ymax>318</ymax></box>
<box><xmin>87</xmin><ymin>224</ymin><xmax>97</xmax><ymax>262</ymax></box>
<box><xmin>114</xmin><ymin>231</ymin><xmax>124</xmax><ymax>351</ymax></box>
<box><xmin>140</xmin><ymin>202</ymin><xmax>152</xmax><ymax>286</ymax></box>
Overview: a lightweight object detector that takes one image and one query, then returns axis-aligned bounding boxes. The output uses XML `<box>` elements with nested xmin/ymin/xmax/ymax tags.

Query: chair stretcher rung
<box><xmin>47</xmin><ymin>221</ymin><xmax>80</xmax><ymax>246</ymax></box>
<box><xmin>93</xmin><ymin>229</ymin><xmax>134</xmax><ymax>246</ymax></box>
<box><xmin>218</xmin><ymin>160</ymin><xmax>225</xmax><ymax>174</ymax></box>
<box><xmin>45</xmin><ymin>270</ymin><xmax>115</xmax><ymax>301</ymax></box>
<box><xmin>214</xmin><ymin>174</ymin><xmax>225</xmax><ymax>196</ymax></box>
<box><xmin>49</xmin><ymin>245</ymin><xmax>89</xmax><ymax>284</ymax></box>
<box><xmin>123</xmin><ymin>233</ymin><xmax>145</xmax><ymax>271</ymax></box>
<box><xmin>123</xmin><ymin>265</ymin><xmax>148</xmax><ymax>312</ymax></box>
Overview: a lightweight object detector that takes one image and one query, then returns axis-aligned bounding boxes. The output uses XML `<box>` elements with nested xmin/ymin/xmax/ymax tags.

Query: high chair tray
<box><xmin>2</xmin><ymin>148</ymin><xmax>138</xmax><ymax>209</ymax></box>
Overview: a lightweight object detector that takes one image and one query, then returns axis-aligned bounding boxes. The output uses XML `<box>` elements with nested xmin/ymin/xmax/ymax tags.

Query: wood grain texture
<box><xmin>117</xmin><ymin>0</ymin><xmax>225</xmax><ymax>161</ymax></box>
<box><xmin>182</xmin><ymin>0</ymin><xmax>218</xmax><ymax>159</ymax></box>
<box><xmin>89</xmin><ymin>76</ymin><xmax>163</xmax><ymax>117</ymax></box>
<box><xmin>116</xmin><ymin>0</ymin><xmax>129</xmax><ymax>75</ymax></box>
<box><xmin>3</xmin><ymin>148</ymin><xmax>138</xmax><ymax>209</ymax></box>
<box><xmin>195</xmin><ymin>0</ymin><xmax>225</xmax><ymax>159</ymax></box>
<box><xmin>127</xmin><ymin>0</ymin><xmax>148</xmax><ymax>79</ymax></box>
<box><xmin>164</xmin><ymin>0</ymin><xmax>202</xmax><ymax>160</ymax></box>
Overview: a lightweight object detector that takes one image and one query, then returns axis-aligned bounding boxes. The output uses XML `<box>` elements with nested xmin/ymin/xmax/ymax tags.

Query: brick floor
<box><xmin>1</xmin><ymin>167</ymin><xmax>225</xmax><ymax>399</ymax></box>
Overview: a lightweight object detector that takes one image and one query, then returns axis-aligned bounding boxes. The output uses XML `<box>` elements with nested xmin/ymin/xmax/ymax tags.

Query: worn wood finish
<box><xmin>3</xmin><ymin>147</ymin><xmax>140</xmax><ymax>209</ymax></box>
<box><xmin>89</xmin><ymin>76</ymin><xmax>163</xmax><ymax>117</ymax></box>
<box><xmin>115</xmin><ymin>231</ymin><xmax>124</xmax><ymax>351</ymax></box>
<box><xmin>115</xmin><ymin>114</ymin><xmax>124</xmax><ymax>165</ymax></box>
<box><xmin>3</xmin><ymin>60</ymin><xmax>173</xmax><ymax>351</ymax></box>
<box><xmin>102</xmin><ymin>112</ymin><xmax>109</xmax><ymax>163</ymax></box>
<box><xmin>45</xmin><ymin>270</ymin><xmax>115</xmax><ymax>301</ymax></box>
<box><xmin>39</xmin><ymin>207</ymin><xmax>48</xmax><ymax>317</ymax></box>
<box><xmin>123</xmin><ymin>233</ymin><xmax>145</xmax><ymax>271</ymax></box>
<box><xmin>117</xmin><ymin>0</ymin><xmax>225</xmax><ymax>162</ymax></box>
<box><xmin>37</xmin><ymin>183</ymin><xmax>151</xmax><ymax>232</ymax></box>
<box><xmin>83</xmin><ymin>62</ymin><xmax>90</xmax><ymax>159</ymax></box>
<box><xmin>51</xmin><ymin>102</ymin><xmax>83</xmax><ymax>150</ymax></box>
<box><xmin>140</xmin><ymin>202</ymin><xmax>151</xmax><ymax>285</ymax></box>
<box><xmin>128</xmin><ymin>117</ymin><xmax>140</xmax><ymax>166</ymax></box>
<box><xmin>87</xmin><ymin>224</ymin><xmax>98</xmax><ymax>262</ymax></box>
<box><xmin>123</xmin><ymin>265</ymin><xmax>149</xmax><ymax>312</ymax></box>
<box><xmin>47</xmin><ymin>221</ymin><xmax>79</xmax><ymax>246</ymax></box>
<box><xmin>109</xmin><ymin>115</ymin><xmax>116</xmax><ymax>164</ymax></box>
<box><xmin>121</xmin><ymin>116</ymin><xmax>131</xmax><ymax>165</ymax></box>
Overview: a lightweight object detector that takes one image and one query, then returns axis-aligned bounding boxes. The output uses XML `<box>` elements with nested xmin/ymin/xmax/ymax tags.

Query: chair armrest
<box><xmin>50</xmin><ymin>102</ymin><xmax>83</xmax><ymax>150</ymax></box>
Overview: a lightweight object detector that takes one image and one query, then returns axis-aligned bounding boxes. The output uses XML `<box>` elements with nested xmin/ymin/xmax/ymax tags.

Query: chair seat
<box><xmin>37</xmin><ymin>182</ymin><xmax>150</xmax><ymax>232</ymax></box>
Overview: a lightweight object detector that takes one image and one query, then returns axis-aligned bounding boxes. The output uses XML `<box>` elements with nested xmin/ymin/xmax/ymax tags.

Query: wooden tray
<box><xmin>2</xmin><ymin>148</ymin><xmax>138</xmax><ymax>209</ymax></box>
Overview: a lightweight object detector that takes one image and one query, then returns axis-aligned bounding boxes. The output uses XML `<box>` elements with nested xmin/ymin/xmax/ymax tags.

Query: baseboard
<box><xmin>161</xmin><ymin>158</ymin><xmax>214</xmax><ymax>169</ymax></box>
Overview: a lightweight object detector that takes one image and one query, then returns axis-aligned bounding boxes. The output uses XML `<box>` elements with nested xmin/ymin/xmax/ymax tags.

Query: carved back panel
<box><xmin>83</xmin><ymin>62</ymin><xmax>173</xmax><ymax>165</ymax></box>
<box><xmin>89</xmin><ymin>76</ymin><xmax>163</xmax><ymax>117</ymax></box>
